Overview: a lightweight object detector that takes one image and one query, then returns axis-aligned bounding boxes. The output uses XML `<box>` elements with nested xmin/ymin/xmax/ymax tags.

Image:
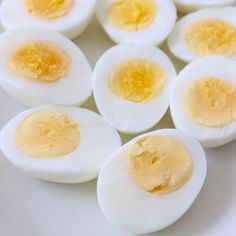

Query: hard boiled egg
<box><xmin>0</xmin><ymin>26</ymin><xmax>92</xmax><ymax>107</ymax></box>
<box><xmin>97</xmin><ymin>129</ymin><xmax>206</xmax><ymax>234</ymax></box>
<box><xmin>93</xmin><ymin>44</ymin><xmax>177</xmax><ymax>134</ymax></box>
<box><xmin>170</xmin><ymin>56</ymin><xmax>236</xmax><ymax>148</ymax></box>
<box><xmin>174</xmin><ymin>0</ymin><xmax>236</xmax><ymax>13</ymax></box>
<box><xmin>0</xmin><ymin>105</ymin><xmax>121</xmax><ymax>183</ymax></box>
<box><xmin>96</xmin><ymin>0</ymin><xmax>177</xmax><ymax>45</ymax></box>
<box><xmin>0</xmin><ymin>0</ymin><xmax>96</xmax><ymax>39</ymax></box>
<box><xmin>168</xmin><ymin>7</ymin><xmax>236</xmax><ymax>63</ymax></box>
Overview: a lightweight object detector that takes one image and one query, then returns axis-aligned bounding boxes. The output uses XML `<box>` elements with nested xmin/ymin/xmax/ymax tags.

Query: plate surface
<box><xmin>0</xmin><ymin>14</ymin><xmax>236</xmax><ymax>236</ymax></box>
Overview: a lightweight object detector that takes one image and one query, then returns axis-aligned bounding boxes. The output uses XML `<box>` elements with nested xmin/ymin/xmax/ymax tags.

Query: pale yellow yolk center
<box><xmin>109</xmin><ymin>59</ymin><xmax>166</xmax><ymax>102</ymax></box>
<box><xmin>8</xmin><ymin>41</ymin><xmax>69</xmax><ymax>83</ymax></box>
<box><xmin>24</xmin><ymin>0</ymin><xmax>73</xmax><ymax>20</ymax></box>
<box><xmin>185</xmin><ymin>19</ymin><xmax>236</xmax><ymax>57</ymax></box>
<box><xmin>108</xmin><ymin>0</ymin><xmax>157</xmax><ymax>31</ymax></box>
<box><xmin>16</xmin><ymin>111</ymin><xmax>80</xmax><ymax>158</ymax></box>
<box><xmin>185</xmin><ymin>77</ymin><xmax>236</xmax><ymax>127</ymax></box>
<box><xmin>128</xmin><ymin>136</ymin><xmax>193</xmax><ymax>194</ymax></box>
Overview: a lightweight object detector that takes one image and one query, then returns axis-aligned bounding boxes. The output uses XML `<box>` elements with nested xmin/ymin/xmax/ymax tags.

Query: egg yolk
<box><xmin>128</xmin><ymin>136</ymin><xmax>193</xmax><ymax>194</ymax></box>
<box><xmin>185</xmin><ymin>19</ymin><xmax>236</xmax><ymax>57</ymax></box>
<box><xmin>24</xmin><ymin>0</ymin><xmax>73</xmax><ymax>20</ymax></box>
<box><xmin>108</xmin><ymin>0</ymin><xmax>157</xmax><ymax>31</ymax></box>
<box><xmin>185</xmin><ymin>77</ymin><xmax>236</xmax><ymax>127</ymax></box>
<box><xmin>8</xmin><ymin>41</ymin><xmax>69</xmax><ymax>83</ymax></box>
<box><xmin>16</xmin><ymin>111</ymin><xmax>80</xmax><ymax>158</ymax></box>
<box><xmin>109</xmin><ymin>59</ymin><xmax>166</xmax><ymax>102</ymax></box>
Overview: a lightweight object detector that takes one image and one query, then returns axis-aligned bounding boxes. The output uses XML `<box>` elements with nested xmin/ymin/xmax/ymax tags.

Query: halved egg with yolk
<box><xmin>170</xmin><ymin>56</ymin><xmax>236</xmax><ymax>148</ymax></box>
<box><xmin>93</xmin><ymin>44</ymin><xmax>177</xmax><ymax>134</ymax></box>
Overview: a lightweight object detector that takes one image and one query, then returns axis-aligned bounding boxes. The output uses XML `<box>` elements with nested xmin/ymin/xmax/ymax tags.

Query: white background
<box><xmin>0</xmin><ymin>12</ymin><xmax>236</xmax><ymax>236</ymax></box>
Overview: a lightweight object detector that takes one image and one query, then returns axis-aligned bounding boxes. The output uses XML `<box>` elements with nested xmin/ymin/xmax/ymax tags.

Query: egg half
<box><xmin>0</xmin><ymin>26</ymin><xmax>92</xmax><ymax>107</ymax></box>
<box><xmin>93</xmin><ymin>44</ymin><xmax>177</xmax><ymax>134</ymax></box>
<box><xmin>0</xmin><ymin>105</ymin><xmax>121</xmax><ymax>183</ymax></box>
<box><xmin>96</xmin><ymin>0</ymin><xmax>177</xmax><ymax>45</ymax></box>
<box><xmin>168</xmin><ymin>7</ymin><xmax>236</xmax><ymax>63</ymax></box>
<box><xmin>170</xmin><ymin>56</ymin><xmax>236</xmax><ymax>148</ymax></box>
<box><xmin>0</xmin><ymin>0</ymin><xmax>96</xmax><ymax>39</ymax></box>
<box><xmin>174</xmin><ymin>0</ymin><xmax>236</xmax><ymax>13</ymax></box>
<box><xmin>97</xmin><ymin>129</ymin><xmax>206</xmax><ymax>233</ymax></box>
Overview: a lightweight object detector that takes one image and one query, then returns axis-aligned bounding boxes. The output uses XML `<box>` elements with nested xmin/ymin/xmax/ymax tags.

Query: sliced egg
<box><xmin>174</xmin><ymin>0</ymin><xmax>236</xmax><ymax>13</ymax></box>
<box><xmin>97</xmin><ymin>129</ymin><xmax>206</xmax><ymax>234</ymax></box>
<box><xmin>93</xmin><ymin>44</ymin><xmax>177</xmax><ymax>134</ymax></box>
<box><xmin>0</xmin><ymin>0</ymin><xmax>96</xmax><ymax>39</ymax></box>
<box><xmin>96</xmin><ymin>0</ymin><xmax>177</xmax><ymax>45</ymax></box>
<box><xmin>170</xmin><ymin>56</ymin><xmax>236</xmax><ymax>148</ymax></box>
<box><xmin>168</xmin><ymin>7</ymin><xmax>236</xmax><ymax>63</ymax></box>
<box><xmin>0</xmin><ymin>26</ymin><xmax>92</xmax><ymax>107</ymax></box>
<box><xmin>0</xmin><ymin>105</ymin><xmax>121</xmax><ymax>183</ymax></box>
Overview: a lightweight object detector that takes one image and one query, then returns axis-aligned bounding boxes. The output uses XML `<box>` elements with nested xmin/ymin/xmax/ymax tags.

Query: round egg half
<box><xmin>168</xmin><ymin>7</ymin><xmax>236</xmax><ymax>63</ymax></box>
<box><xmin>0</xmin><ymin>0</ymin><xmax>96</xmax><ymax>39</ymax></box>
<box><xmin>96</xmin><ymin>0</ymin><xmax>177</xmax><ymax>45</ymax></box>
<box><xmin>93</xmin><ymin>44</ymin><xmax>177</xmax><ymax>134</ymax></box>
<box><xmin>0</xmin><ymin>26</ymin><xmax>92</xmax><ymax>107</ymax></box>
<box><xmin>0</xmin><ymin>105</ymin><xmax>121</xmax><ymax>183</ymax></box>
<box><xmin>170</xmin><ymin>56</ymin><xmax>236</xmax><ymax>148</ymax></box>
<box><xmin>97</xmin><ymin>129</ymin><xmax>206</xmax><ymax>234</ymax></box>
<box><xmin>174</xmin><ymin>0</ymin><xmax>236</xmax><ymax>13</ymax></box>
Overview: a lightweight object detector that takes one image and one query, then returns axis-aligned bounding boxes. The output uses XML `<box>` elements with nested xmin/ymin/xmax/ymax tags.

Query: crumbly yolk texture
<box><xmin>108</xmin><ymin>0</ymin><xmax>157</xmax><ymax>31</ymax></box>
<box><xmin>8</xmin><ymin>41</ymin><xmax>69</xmax><ymax>83</ymax></box>
<box><xmin>109</xmin><ymin>59</ymin><xmax>166</xmax><ymax>102</ymax></box>
<box><xmin>185</xmin><ymin>19</ymin><xmax>236</xmax><ymax>57</ymax></box>
<box><xmin>185</xmin><ymin>77</ymin><xmax>236</xmax><ymax>127</ymax></box>
<box><xmin>16</xmin><ymin>111</ymin><xmax>80</xmax><ymax>158</ymax></box>
<box><xmin>24</xmin><ymin>0</ymin><xmax>73</xmax><ymax>20</ymax></box>
<box><xmin>127</xmin><ymin>136</ymin><xmax>193</xmax><ymax>194</ymax></box>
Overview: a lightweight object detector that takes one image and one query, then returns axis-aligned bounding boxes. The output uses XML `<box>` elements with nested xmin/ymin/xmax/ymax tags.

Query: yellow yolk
<box><xmin>109</xmin><ymin>59</ymin><xmax>166</xmax><ymax>102</ymax></box>
<box><xmin>24</xmin><ymin>0</ymin><xmax>73</xmax><ymax>20</ymax></box>
<box><xmin>108</xmin><ymin>0</ymin><xmax>157</xmax><ymax>31</ymax></box>
<box><xmin>185</xmin><ymin>77</ymin><xmax>236</xmax><ymax>127</ymax></box>
<box><xmin>16</xmin><ymin>111</ymin><xmax>80</xmax><ymax>158</ymax></box>
<box><xmin>127</xmin><ymin>136</ymin><xmax>193</xmax><ymax>194</ymax></box>
<box><xmin>8</xmin><ymin>41</ymin><xmax>69</xmax><ymax>83</ymax></box>
<box><xmin>185</xmin><ymin>19</ymin><xmax>236</xmax><ymax>57</ymax></box>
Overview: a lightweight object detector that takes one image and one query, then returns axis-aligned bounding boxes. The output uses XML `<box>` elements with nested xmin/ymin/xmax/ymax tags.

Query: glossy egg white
<box><xmin>170</xmin><ymin>56</ymin><xmax>236</xmax><ymax>148</ymax></box>
<box><xmin>168</xmin><ymin>7</ymin><xmax>236</xmax><ymax>63</ymax></box>
<box><xmin>0</xmin><ymin>26</ymin><xmax>92</xmax><ymax>107</ymax></box>
<box><xmin>0</xmin><ymin>105</ymin><xmax>121</xmax><ymax>183</ymax></box>
<box><xmin>96</xmin><ymin>0</ymin><xmax>177</xmax><ymax>45</ymax></box>
<box><xmin>97</xmin><ymin>129</ymin><xmax>207</xmax><ymax>234</ymax></box>
<box><xmin>93</xmin><ymin>44</ymin><xmax>177</xmax><ymax>134</ymax></box>
<box><xmin>0</xmin><ymin>0</ymin><xmax>96</xmax><ymax>39</ymax></box>
<box><xmin>174</xmin><ymin>0</ymin><xmax>236</xmax><ymax>13</ymax></box>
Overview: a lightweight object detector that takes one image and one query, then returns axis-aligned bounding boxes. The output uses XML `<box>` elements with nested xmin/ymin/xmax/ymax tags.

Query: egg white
<box><xmin>174</xmin><ymin>0</ymin><xmax>236</xmax><ymax>13</ymax></box>
<box><xmin>0</xmin><ymin>26</ymin><xmax>92</xmax><ymax>107</ymax></box>
<box><xmin>97</xmin><ymin>128</ymin><xmax>207</xmax><ymax>234</ymax></box>
<box><xmin>96</xmin><ymin>0</ymin><xmax>177</xmax><ymax>45</ymax></box>
<box><xmin>0</xmin><ymin>0</ymin><xmax>96</xmax><ymax>39</ymax></box>
<box><xmin>170</xmin><ymin>56</ymin><xmax>236</xmax><ymax>148</ymax></box>
<box><xmin>0</xmin><ymin>105</ymin><xmax>121</xmax><ymax>183</ymax></box>
<box><xmin>168</xmin><ymin>7</ymin><xmax>236</xmax><ymax>63</ymax></box>
<box><xmin>93</xmin><ymin>44</ymin><xmax>177</xmax><ymax>134</ymax></box>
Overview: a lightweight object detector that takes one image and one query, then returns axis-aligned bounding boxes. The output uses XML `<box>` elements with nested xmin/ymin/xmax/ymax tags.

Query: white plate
<box><xmin>0</xmin><ymin>15</ymin><xmax>236</xmax><ymax>236</ymax></box>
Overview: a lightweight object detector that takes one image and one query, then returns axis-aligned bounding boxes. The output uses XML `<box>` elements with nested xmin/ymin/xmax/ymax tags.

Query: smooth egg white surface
<box><xmin>0</xmin><ymin>0</ymin><xmax>96</xmax><ymax>39</ymax></box>
<box><xmin>170</xmin><ymin>56</ymin><xmax>236</xmax><ymax>148</ymax></box>
<box><xmin>97</xmin><ymin>129</ymin><xmax>207</xmax><ymax>234</ymax></box>
<box><xmin>174</xmin><ymin>0</ymin><xmax>236</xmax><ymax>13</ymax></box>
<box><xmin>96</xmin><ymin>0</ymin><xmax>177</xmax><ymax>45</ymax></box>
<box><xmin>93</xmin><ymin>44</ymin><xmax>177</xmax><ymax>134</ymax></box>
<box><xmin>0</xmin><ymin>26</ymin><xmax>92</xmax><ymax>107</ymax></box>
<box><xmin>0</xmin><ymin>105</ymin><xmax>121</xmax><ymax>183</ymax></box>
<box><xmin>168</xmin><ymin>7</ymin><xmax>236</xmax><ymax>63</ymax></box>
